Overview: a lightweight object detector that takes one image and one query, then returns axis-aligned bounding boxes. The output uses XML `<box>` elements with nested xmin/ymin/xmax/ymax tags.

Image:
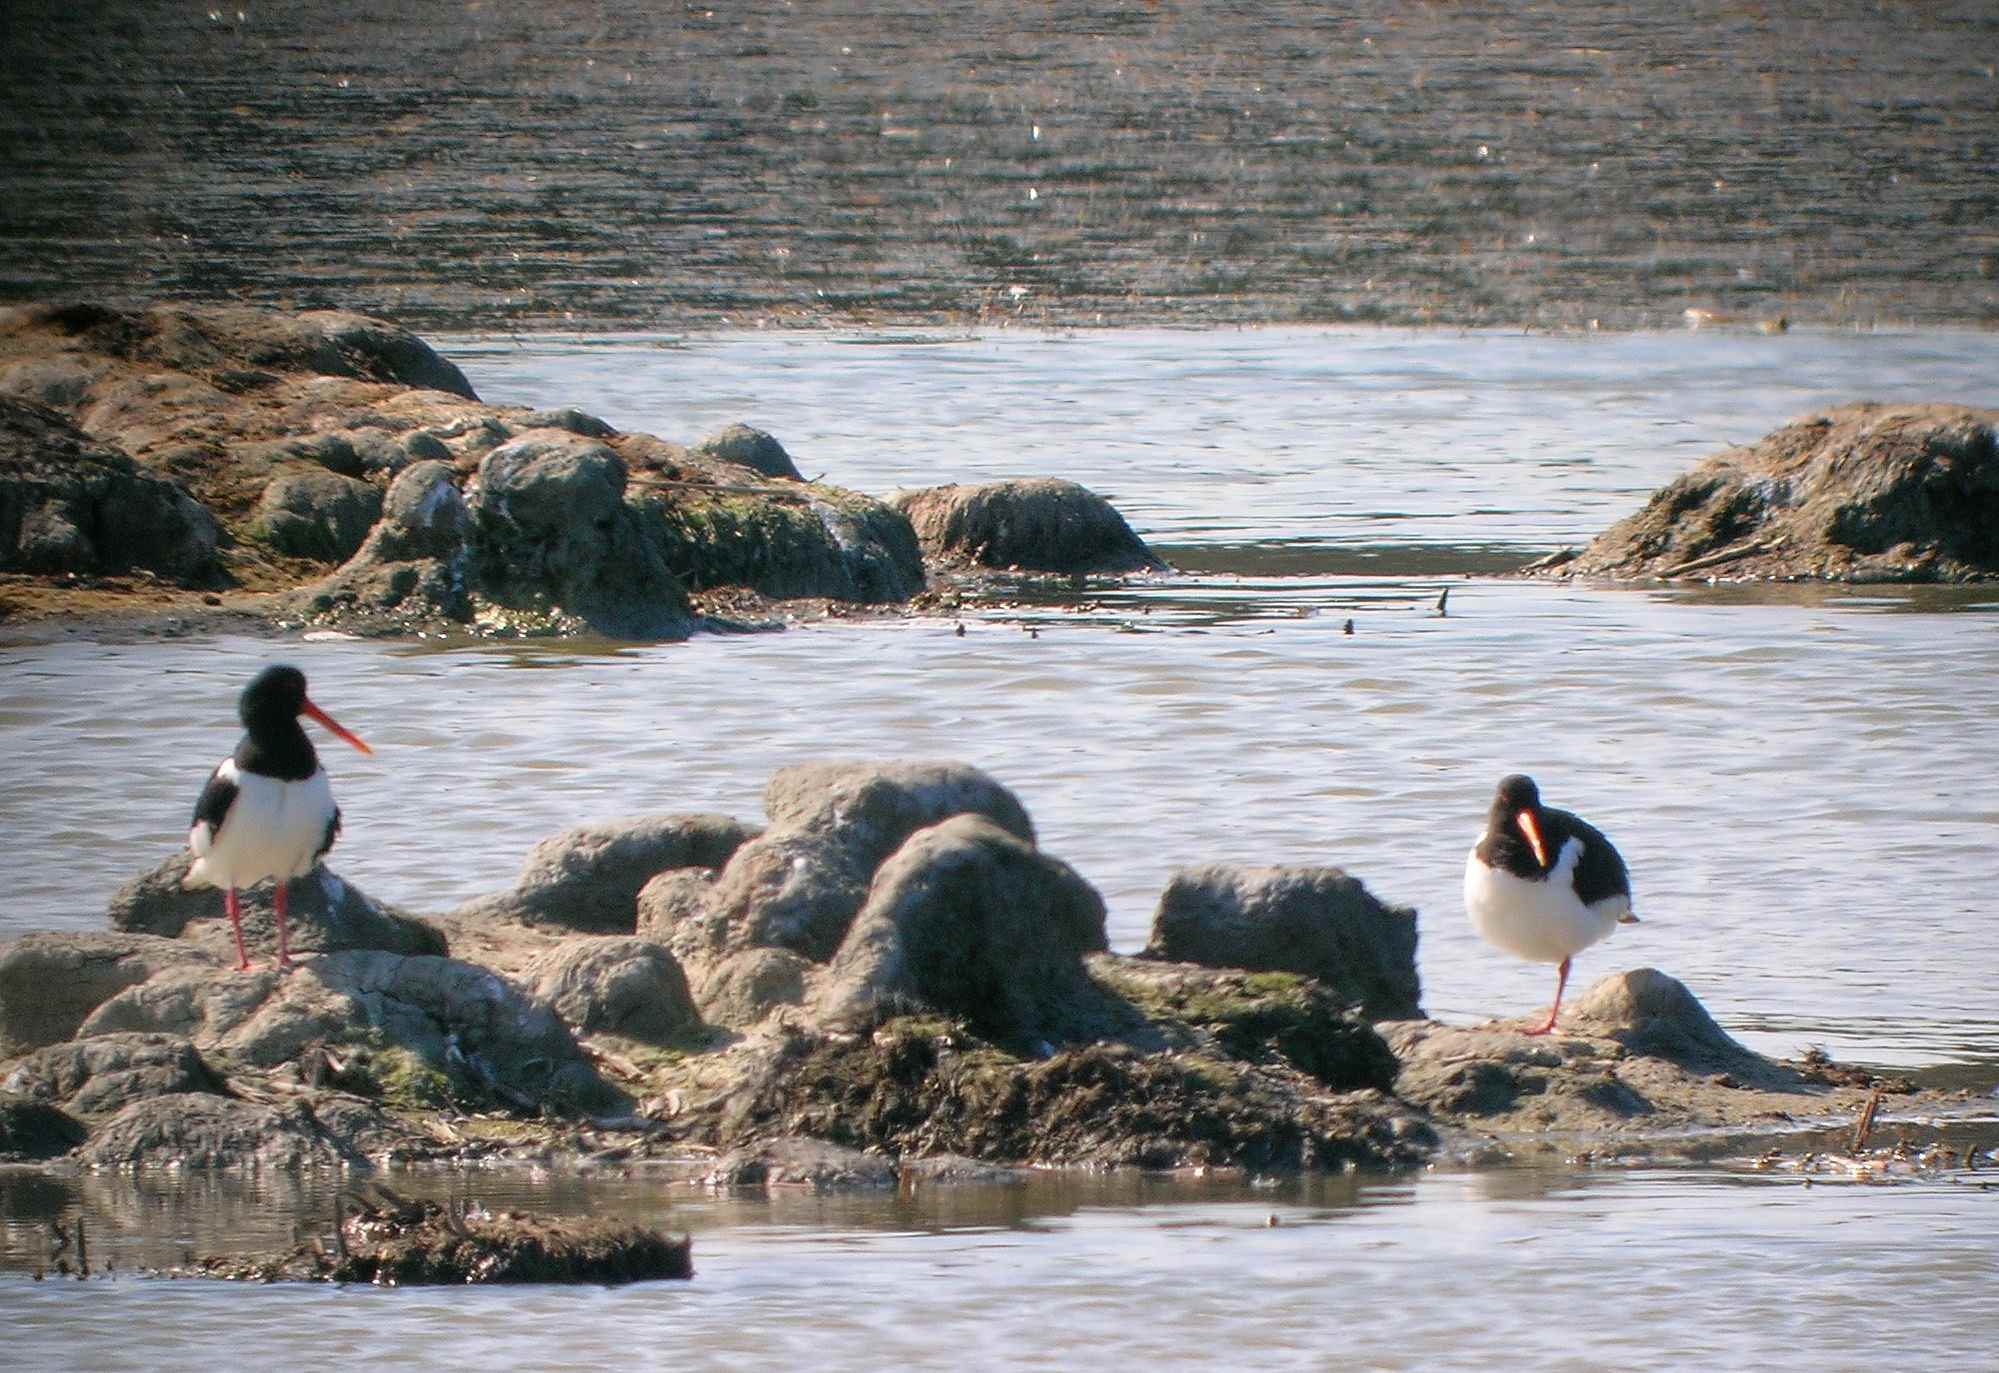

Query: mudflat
<box><xmin>3</xmin><ymin>1</ymin><xmax>1995</xmax><ymax>333</ymax></box>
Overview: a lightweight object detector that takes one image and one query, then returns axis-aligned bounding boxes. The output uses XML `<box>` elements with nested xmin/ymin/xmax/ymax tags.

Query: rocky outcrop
<box><xmin>0</xmin><ymin>302</ymin><xmax>1028</xmax><ymax>637</ymax></box>
<box><xmin>0</xmin><ymin>396</ymin><xmax>219</xmax><ymax>578</ymax></box>
<box><xmin>892</xmin><ymin>477</ymin><xmax>1167</xmax><ymax>574</ymax></box>
<box><xmin>1143</xmin><ymin>865</ymin><xmax>1422</xmax><ymax>1022</ymax></box>
<box><xmin>453</xmin><ymin>812</ymin><xmax>754</xmax><ymax>934</ymax></box>
<box><xmin>1</xmin><ymin>763</ymin><xmax>1944</xmax><ymax>1175</ymax></box>
<box><xmin>110</xmin><ymin>853</ymin><xmax>447</xmax><ymax>961</ymax></box>
<box><xmin>1528</xmin><ymin>402</ymin><xmax>1999</xmax><ymax>583</ymax></box>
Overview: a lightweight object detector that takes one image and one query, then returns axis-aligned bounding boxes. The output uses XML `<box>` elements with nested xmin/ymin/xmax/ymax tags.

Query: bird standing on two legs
<box><xmin>1464</xmin><ymin>773</ymin><xmax>1638</xmax><ymax>1035</ymax></box>
<box><xmin>184</xmin><ymin>665</ymin><xmax>371</xmax><ymax>971</ymax></box>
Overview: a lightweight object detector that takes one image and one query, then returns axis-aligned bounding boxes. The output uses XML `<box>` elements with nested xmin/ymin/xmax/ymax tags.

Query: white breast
<box><xmin>1463</xmin><ymin>836</ymin><xmax>1629</xmax><ymax>965</ymax></box>
<box><xmin>186</xmin><ymin>761</ymin><xmax>337</xmax><ymax>891</ymax></box>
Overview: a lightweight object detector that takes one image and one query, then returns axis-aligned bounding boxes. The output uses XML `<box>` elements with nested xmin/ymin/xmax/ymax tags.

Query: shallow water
<box><xmin>3</xmin><ymin>326</ymin><xmax>1998</xmax><ymax>1360</ymax></box>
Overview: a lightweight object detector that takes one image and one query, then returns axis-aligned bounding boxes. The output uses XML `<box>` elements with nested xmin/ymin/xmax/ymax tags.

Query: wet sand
<box><xmin>2</xmin><ymin>1</ymin><xmax>1995</xmax><ymax>334</ymax></box>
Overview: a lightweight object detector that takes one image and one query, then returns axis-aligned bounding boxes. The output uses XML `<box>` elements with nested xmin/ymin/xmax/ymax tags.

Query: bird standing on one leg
<box><xmin>184</xmin><ymin>665</ymin><xmax>371</xmax><ymax>971</ymax></box>
<box><xmin>1464</xmin><ymin>774</ymin><xmax>1638</xmax><ymax>1035</ymax></box>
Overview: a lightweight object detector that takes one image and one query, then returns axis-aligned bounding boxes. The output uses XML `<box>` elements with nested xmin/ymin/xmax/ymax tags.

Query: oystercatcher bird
<box><xmin>184</xmin><ymin>665</ymin><xmax>371</xmax><ymax>971</ymax></box>
<box><xmin>1464</xmin><ymin>774</ymin><xmax>1638</xmax><ymax>1035</ymax></box>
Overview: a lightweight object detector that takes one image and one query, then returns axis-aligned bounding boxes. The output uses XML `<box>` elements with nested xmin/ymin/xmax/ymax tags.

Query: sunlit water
<box><xmin>3</xmin><ymin>327</ymin><xmax>1997</xmax><ymax>1362</ymax></box>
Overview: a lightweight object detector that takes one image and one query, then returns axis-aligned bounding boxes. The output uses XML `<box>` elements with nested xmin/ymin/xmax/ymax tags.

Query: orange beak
<box><xmin>1515</xmin><ymin>809</ymin><xmax>1548</xmax><ymax>869</ymax></box>
<box><xmin>303</xmin><ymin>698</ymin><xmax>372</xmax><ymax>755</ymax></box>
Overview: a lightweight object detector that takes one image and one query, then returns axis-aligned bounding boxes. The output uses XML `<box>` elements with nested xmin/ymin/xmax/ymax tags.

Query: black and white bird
<box><xmin>184</xmin><ymin>665</ymin><xmax>371</xmax><ymax>971</ymax></box>
<box><xmin>1464</xmin><ymin>774</ymin><xmax>1638</xmax><ymax>1035</ymax></box>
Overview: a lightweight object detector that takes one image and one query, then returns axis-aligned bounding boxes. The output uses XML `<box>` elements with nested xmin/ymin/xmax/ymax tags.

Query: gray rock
<box><xmin>765</xmin><ymin>759</ymin><xmax>1036</xmax><ymax>856</ymax></box>
<box><xmin>2</xmin><ymin>1033</ymin><xmax>222</xmax><ymax>1118</ymax></box>
<box><xmin>1570</xmin><ymin>968</ymin><xmax>1767</xmax><ymax>1075</ymax></box>
<box><xmin>0</xmin><ymin>396</ymin><xmax>219</xmax><ymax>579</ymax></box>
<box><xmin>457</xmin><ymin>813</ymin><xmax>755</xmax><ymax>934</ymax></box>
<box><xmin>0</xmin><ymin>931</ymin><xmax>220</xmax><ymax>1056</ymax></box>
<box><xmin>682</xmin><ymin>946</ymin><xmax>811</xmax><ymax>1029</ymax></box>
<box><xmin>252</xmin><ymin>467</ymin><xmax>384</xmax><ymax>561</ymax></box>
<box><xmin>1530</xmin><ymin>402</ymin><xmax>1999</xmax><ymax>583</ymax></box>
<box><xmin>642</xmin><ymin>486</ymin><xmax>924</xmax><ymax>604</ymax></box>
<box><xmin>283</xmin><ymin>460</ymin><xmax>473</xmax><ymax>629</ymax></box>
<box><xmin>468</xmin><ymin>434</ymin><xmax>694</xmax><ymax>637</ymax></box>
<box><xmin>891</xmin><ymin>477</ymin><xmax>1166</xmax><ymax>574</ymax></box>
<box><xmin>111</xmin><ymin>852</ymin><xmax>448</xmax><ymax>961</ymax></box>
<box><xmin>521</xmin><ymin>406</ymin><xmax>616</xmax><ymax>438</ymax></box>
<box><xmin>524</xmin><ymin>937</ymin><xmax>700</xmax><ymax>1041</ymax></box>
<box><xmin>661</xmin><ymin>762</ymin><xmax>1038</xmax><ymax>970</ymax></box>
<box><xmin>691</xmin><ymin>423</ymin><xmax>804</xmax><ymax>480</ymax></box>
<box><xmin>79</xmin><ymin>950</ymin><xmax>603</xmax><ymax>1112</ymax></box>
<box><xmin>816</xmin><ymin>814</ymin><xmax>1109</xmax><ymax>1042</ymax></box>
<box><xmin>0</xmin><ymin>356</ymin><xmax>109</xmax><ymax>409</ymax></box>
<box><xmin>1144</xmin><ymin>864</ymin><xmax>1422</xmax><ymax>1022</ymax></box>
<box><xmin>75</xmin><ymin>1090</ymin><xmax>419</xmax><ymax>1169</ymax></box>
<box><xmin>705</xmin><ymin>1136</ymin><xmax>899</xmax><ymax>1188</ymax></box>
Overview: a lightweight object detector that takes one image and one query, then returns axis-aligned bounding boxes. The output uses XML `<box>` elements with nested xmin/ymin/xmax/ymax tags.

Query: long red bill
<box><xmin>1515</xmin><ymin>809</ymin><xmax>1548</xmax><ymax>869</ymax></box>
<box><xmin>303</xmin><ymin>698</ymin><xmax>372</xmax><ymax>755</ymax></box>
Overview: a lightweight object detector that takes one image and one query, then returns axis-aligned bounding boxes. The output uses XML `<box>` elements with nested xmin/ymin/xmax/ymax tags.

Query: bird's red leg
<box><xmin>1524</xmin><ymin>957</ymin><xmax>1572</xmax><ymax>1037</ymax></box>
<box><xmin>225</xmin><ymin>888</ymin><xmax>250</xmax><ymax>971</ymax></box>
<box><xmin>273</xmin><ymin>880</ymin><xmax>293</xmax><ymax>972</ymax></box>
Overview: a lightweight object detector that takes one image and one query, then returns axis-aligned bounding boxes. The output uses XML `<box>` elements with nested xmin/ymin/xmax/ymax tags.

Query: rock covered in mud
<box><xmin>0</xmin><ymin>931</ymin><xmax>219</xmax><ymax>1056</ymax></box>
<box><xmin>1143</xmin><ymin>864</ymin><xmax>1422</xmax><ymax>1022</ymax></box>
<box><xmin>0</xmin><ymin>395</ymin><xmax>219</xmax><ymax>578</ymax></box>
<box><xmin>891</xmin><ymin>476</ymin><xmax>1168</xmax><ymax>574</ymax></box>
<box><xmin>110</xmin><ymin>852</ymin><xmax>447</xmax><ymax>961</ymax></box>
<box><xmin>1529</xmin><ymin>402</ymin><xmax>1999</xmax><ymax>582</ymax></box>
<box><xmin>455</xmin><ymin>812</ymin><xmax>755</xmax><ymax>934</ymax></box>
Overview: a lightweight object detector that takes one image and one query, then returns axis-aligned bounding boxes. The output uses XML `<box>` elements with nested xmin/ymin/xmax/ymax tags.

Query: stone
<box><xmin>457</xmin><ymin>813</ymin><xmax>755</xmax><ymax>934</ymax></box>
<box><xmin>75</xmin><ymin>1090</ymin><xmax>418</xmax><ymax>1169</ymax></box>
<box><xmin>468</xmin><ymin>434</ymin><xmax>694</xmax><ymax>636</ymax></box>
<box><xmin>252</xmin><ymin>467</ymin><xmax>384</xmax><ymax>561</ymax></box>
<box><xmin>111</xmin><ymin>852</ymin><xmax>448</xmax><ymax>961</ymax></box>
<box><xmin>0</xmin><ymin>395</ymin><xmax>219</xmax><ymax>579</ymax></box>
<box><xmin>525</xmin><ymin>937</ymin><xmax>700</xmax><ymax>1042</ymax></box>
<box><xmin>815</xmin><ymin>814</ymin><xmax>1109</xmax><ymax>1042</ymax></box>
<box><xmin>1144</xmin><ymin>864</ymin><xmax>1422</xmax><ymax>1022</ymax></box>
<box><xmin>691</xmin><ymin>423</ymin><xmax>804</xmax><ymax>480</ymax></box>
<box><xmin>1</xmin><ymin>1033</ymin><xmax>222</xmax><ymax>1117</ymax></box>
<box><xmin>0</xmin><ymin>930</ymin><xmax>219</xmax><ymax>1056</ymax></box>
<box><xmin>891</xmin><ymin>477</ymin><xmax>1166</xmax><ymax>574</ymax></box>
<box><xmin>1530</xmin><ymin>402</ymin><xmax>1999</xmax><ymax>582</ymax></box>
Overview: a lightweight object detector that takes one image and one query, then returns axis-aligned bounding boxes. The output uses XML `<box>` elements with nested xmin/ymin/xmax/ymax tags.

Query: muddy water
<box><xmin>3</xmin><ymin>327</ymin><xmax>1997</xmax><ymax>1361</ymax></box>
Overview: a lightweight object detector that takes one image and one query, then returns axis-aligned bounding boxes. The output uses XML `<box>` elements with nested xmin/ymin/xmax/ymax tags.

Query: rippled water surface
<box><xmin>3</xmin><ymin>327</ymin><xmax>1998</xmax><ymax>1363</ymax></box>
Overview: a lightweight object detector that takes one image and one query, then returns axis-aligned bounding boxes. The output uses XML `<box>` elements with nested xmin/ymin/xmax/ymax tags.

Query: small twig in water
<box><xmin>1852</xmin><ymin>1087</ymin><xmax>1882</xmax><ymax>1153</ymax></box>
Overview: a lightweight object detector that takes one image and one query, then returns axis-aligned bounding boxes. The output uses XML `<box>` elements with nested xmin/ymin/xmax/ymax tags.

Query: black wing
<box><xmin>1557</xmin><ymin>808</ymin><xmax>1632</xmax><ymax>907</ymax></box>
<box><xmin>191</xmin><ymin>763</ymin><xmax>238</xmax><ymax>841</ymax></box>
<box><xmin>317</xmin><ymin>804</ymin><xmax>343</xmax><ymax>861</ymax></box>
